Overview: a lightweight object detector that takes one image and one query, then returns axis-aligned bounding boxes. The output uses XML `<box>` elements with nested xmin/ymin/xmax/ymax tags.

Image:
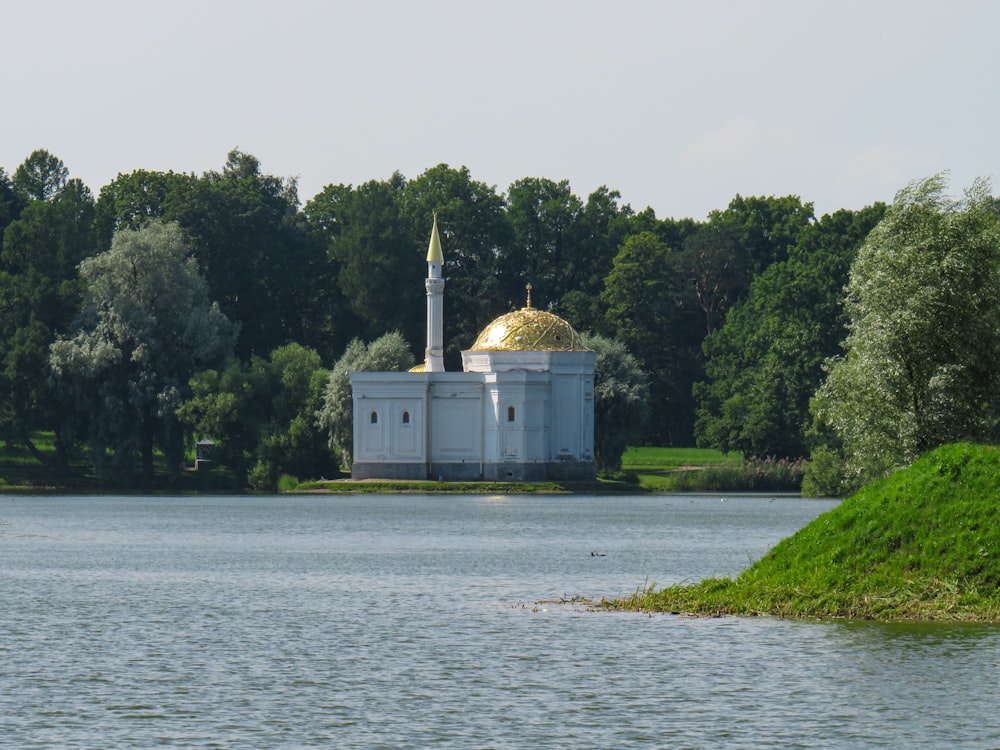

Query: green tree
<box><xmin>502</xmin><ymin>177</ymin><xmax>582</xmax><ymax>309</ymax></box>
<box><xmin>317</xmin><ymin>331</ymin><xmax>415</xmax><ymax>467</ymax></box>
<box><xmin>13</xmin><ymin>149</ymin><xmax>69</xmax><ymax>202</ymax></box>
<box><xmin>707</xmin><ymin>194</ymin><xmax>815</xmax><ymax>273</ymax></box>
<box><xmin>305</xmin><ymin>175</ymin><xmax>419</xmax><ymax>350</ymax></box>
<box><xmin>555</xmin><ymin>186</ymin><xmax>635</xmax><ymax>334</ymax></box>
<box><xmin>0</xmin><ymin>167</ymin><xmax>26</xmax><ymax>232</ymax></box>
<box><xmin>0</xmin><ymin>178</ymin><xmax>97</xmax><ymax>468</ymax></box>
<box><xmin>680</xmin><ymin>221</ymin><xmax>749</xmax><ymax>335</ymax></box>
<box><xmin>186</xmin><ymin>150</ymin><xmax>328</xmax><ymax>359</ymax></box>
<box><xmin>96</xmin><ymin>151</ymin><xmax>333</xmax><ymax>361</ymax></box>
<box><xmin>602</xmin><ymin>231</ymin><xmax>703</xmax><ymax>444</ymax></box>
<box><xmin>94</xmin><ymin>169</ymin><xmax>196</xmax><ymax>241</ymax></box>
<box><xmin>249</xmin><ymin>343</ymin><xmax>335</xmax><ymax>489</ymax></box>
<box><xmin>582</xmin><ymin>333</ymin><xmax>649</xmax><ymax>474</ymax></box>
<box><xmin>678</xmin><ymin>195</ymin><xmax>815</xmax><ymax>339</ymax></box>
<box><xmin>695</xmin><ymin>204</ymin><xmax>886</xmax><ymax>459</ymax></box>
<box><xmin>812</xmin><ymin>175</ymin><xmax>1000</xmax><ymax>486</ymax></box>
<box><xmin>401</xmin><ymin>164</ymin><xmax>511</xmax><ymax>361</ymax></box>
<box><xmin>178</xmin><ymin>356</ymin><xmax>273</xmax><ymax>481</ymax></box>
<box><xmin>180</xmin><ymin>343</ymin><xmax>335</xmax><ymax>490</ymax></box>
<box><xmin>50</xmin><ymin>221</ymin><xmax>236</xmax><ymax>486</ymax></box>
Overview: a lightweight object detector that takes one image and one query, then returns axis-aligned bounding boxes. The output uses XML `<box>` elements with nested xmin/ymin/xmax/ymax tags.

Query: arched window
<box><xmin>507</xmin><ymin>405</ymin><xmax>516</xmax><ymax>423</ymax></box>
<box><xmin>402</xmin><ymin>411</ymin><xmax>410</xmax><ymax>424</ymax></box>
<box><xmin>370</xmin><ymin>411</ymin><xmax>378</xmax><ymax>424</ymax></box>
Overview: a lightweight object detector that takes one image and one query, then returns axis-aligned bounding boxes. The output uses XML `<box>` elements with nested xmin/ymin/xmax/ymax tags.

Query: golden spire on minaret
<box><xmin>525</xmin><ymin>283</ymin><xmax>534</xmax><ymax>310</ymax></box>
<box><xmin>426</xmin><ymin>212</ymin><xmax>443</xmax><ymax>263</ymax></box>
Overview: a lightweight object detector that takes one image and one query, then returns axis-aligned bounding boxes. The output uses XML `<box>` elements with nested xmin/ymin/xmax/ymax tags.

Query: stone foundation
<box><xmin>351</xmin><ymin>460</ymin><xmax>596</xmax><ymax>482</ymax></box>
<box><xmin>350</xmin><ymin>462</ymin><xmax>428</xmax><ymax>480</ymax></box>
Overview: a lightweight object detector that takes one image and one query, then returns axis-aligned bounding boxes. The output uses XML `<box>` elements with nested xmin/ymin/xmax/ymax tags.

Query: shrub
<box><xmin>801</xmin><ymin>445</ymin><xmax>850</xmax><ymax>497</ymax></box>
<box><xmin>673</xmin><ymin>456</ymin><xmax>804</xmax><ymax>492</ymax></box>
<box><xmin>277</xmin><ymin>474</ymin><xmax>300</xmax><ymax>493</ymax></box>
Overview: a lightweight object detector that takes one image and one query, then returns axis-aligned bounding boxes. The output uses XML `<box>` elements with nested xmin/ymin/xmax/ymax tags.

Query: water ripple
<box><xmin>2</xmin><ymin>494</ymin><xmax>998</xmax><ymax>748</ymax></box>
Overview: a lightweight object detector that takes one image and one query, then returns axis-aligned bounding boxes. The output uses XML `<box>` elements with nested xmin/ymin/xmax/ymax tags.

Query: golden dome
<box><xmin>469</xmin><ymin>306</ymin><xmax>588</xmax><ymax>352</ymax></box>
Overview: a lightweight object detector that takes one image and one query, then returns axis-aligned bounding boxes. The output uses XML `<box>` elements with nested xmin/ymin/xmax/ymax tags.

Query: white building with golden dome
<box><xmin>350</xmin><ymin>217</ymin><xmax>596</xmax><ymax>481</ymax></box>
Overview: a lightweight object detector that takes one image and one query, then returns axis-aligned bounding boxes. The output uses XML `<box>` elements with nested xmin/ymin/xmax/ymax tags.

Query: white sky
<box><xmin>4</xmin><ymin>0</ymin><xmax>997</xmax><ymax>220</ymax></box>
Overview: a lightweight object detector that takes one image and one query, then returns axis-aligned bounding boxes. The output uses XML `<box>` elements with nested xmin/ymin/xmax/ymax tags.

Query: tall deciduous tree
<box><xmin>0</xmin><ymin>167</ymin><xmax>26</xmax><ymax>231</ymax></box>
<box><xmin>96</xmin><ymin>151</ymin><xmax>332</xmax><ymax>361</ymax></box>
<box><xmin>812</xmin><ymin>175</ymin><xmax>1000</xmax><ymax>486</ymax></box>
<box><xmin>502</xmin><ymin>177</ymin><xmax>582</xmax><ymax>309</ymax></box>
<box><xmin>50</xmin><ymin>221</ymin><xmax>236</xmax><ymax>486</ymax></box>
<box><xmin>305</xmin><ymin>175</ymin><xmax>418</xmax><ymax>350</ymax></box>
<box><xmin>555</xmin><ymin>186</ymin><xmax>635</xmax><ymax>334</ymax></box>
<box><xmin>250</xmin><ymin>343</ymin><xmax>334</xmax><ymax>489</ymax></box>
<box><xmin>694</xmin><ymin>204</ymin><xmax>886</xmax><ymax>459</ymax></box>
<box><xmin>0</xmin><ymin>178</ymin><xmax>97</xmax><ymax>468</ymax></box>
<box><xmin>680</xmin><ymin>221</ymin><xmax>748</xmax><ymax>336</ymax></box>
<box><xmin>401</xmin><ymin>164</ymin><xmax>511</xmax><ymax>362</ymax></box>
<box><xmin>94</xmin><ymin>169</ymin><xmax>197</xmax><ymax>242</ymax></box>
<box><xmin>182</xmin><ymin>150</ymin><xmax>326</xmax><ymax>359</ymax></box>
<box><xmin>601</xmin><ymin>231</ymin><xmax>703</xmax><ymax>444</ymax></box>
<box><xmin>13</xmin><ymin>149</ymin><xmax>69</xmax><ymax>202</ymax></box>
<box><xmin>707</xmin><ymin>194</ymin><xmax>815</xmax><ymax>273</ymax></box>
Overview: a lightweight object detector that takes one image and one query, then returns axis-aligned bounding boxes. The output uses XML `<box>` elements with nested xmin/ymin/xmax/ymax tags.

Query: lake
<box><xmin>2</xmin><ymin>493</ymin><xmax>999</xmax><ymax>748</ymax></box>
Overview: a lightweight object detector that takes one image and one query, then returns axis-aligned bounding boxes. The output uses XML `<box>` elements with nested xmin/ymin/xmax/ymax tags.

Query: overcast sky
<box><xmin>4</xmin><ymin>0</ymin><xmax>997</xmax><ymax>220</ymax></box>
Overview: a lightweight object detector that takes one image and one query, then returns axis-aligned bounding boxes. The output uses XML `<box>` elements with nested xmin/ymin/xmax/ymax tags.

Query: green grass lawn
<box><xmin>622</xmin><ymin>446</ymin><xmax>741</xmax><ymax>471</ymax></box>
<box><xmin>621</xmin><ymin>446</ymin><xmax>742</xmax><ymax>492</ymax></box>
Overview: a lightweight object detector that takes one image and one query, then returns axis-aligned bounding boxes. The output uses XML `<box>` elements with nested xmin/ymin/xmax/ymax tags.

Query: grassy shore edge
<box><xmin>601</xmin><ymin>443</ymin><xmax>1000</xmax><ymax>623</ymax></box>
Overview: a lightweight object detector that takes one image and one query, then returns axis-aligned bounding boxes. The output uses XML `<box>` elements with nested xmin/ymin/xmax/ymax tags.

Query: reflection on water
<box><xmin>2</xmin><ymin>494</ymin><xmax>998</xmax><ymax>748</ymax></box>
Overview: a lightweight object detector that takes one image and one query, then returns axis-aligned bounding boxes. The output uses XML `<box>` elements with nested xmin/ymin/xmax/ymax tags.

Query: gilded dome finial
<box><xmin>525</xmin><ymin>283</ymin><xmax>533</xmax><ymax>310</ymax></box>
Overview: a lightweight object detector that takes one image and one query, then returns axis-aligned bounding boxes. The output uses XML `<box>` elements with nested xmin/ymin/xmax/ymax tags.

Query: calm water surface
<box><xmin>2</xmin><ymin>493</ymin><xmax>999</xmax><ymax>748</ymax></box>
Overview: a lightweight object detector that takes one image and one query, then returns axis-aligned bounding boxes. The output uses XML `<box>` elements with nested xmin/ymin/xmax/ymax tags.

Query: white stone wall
<box><xmin>350</xmin><ymin>350</ymin><xmax>596</xmax><ymax>480</ymax></box>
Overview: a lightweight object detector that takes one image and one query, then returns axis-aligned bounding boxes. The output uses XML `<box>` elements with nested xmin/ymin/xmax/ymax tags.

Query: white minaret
<box><xmin>424</xmin><ymin>214</ymin><xmax>445</xmax><ymax>372</ymax></box>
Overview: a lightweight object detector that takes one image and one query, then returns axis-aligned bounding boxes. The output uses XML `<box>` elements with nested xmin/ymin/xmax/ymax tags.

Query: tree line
<box><xmin>3</xmin><ymin>147</ymin><xmax>996</xmax><ymax>493</ymax></box>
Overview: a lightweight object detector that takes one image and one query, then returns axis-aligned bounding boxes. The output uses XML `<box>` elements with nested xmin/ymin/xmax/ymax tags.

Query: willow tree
<box><xmin>50</xmin><ymin>221</ymin><xmax>236</xmax><ymax>486</ymax></box>
<box><xmin>812</xmin><ymin>175</ymin><xmax>1000</xmax><ymax>487</ymax></box>
<box><xmin>583</xmin><ymin>333</ymin><xmax>649</xmax><ymax>475</ymax></box>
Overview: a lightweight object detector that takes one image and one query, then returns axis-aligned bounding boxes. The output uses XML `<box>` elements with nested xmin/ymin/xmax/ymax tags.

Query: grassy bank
<box><xmin>293</xmin><ymin>448</ymin><xmax>751</xmax><ymax>494</ymax></box>
<box><xmin>2</xmin><ymin>439</ymin><xmax>790</xmax><ymax>495</ymax></box>
<box><xmin>604</xmin><ymin>443</ymin><xmax>1000</xmax><ymax>622</ymax></box>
